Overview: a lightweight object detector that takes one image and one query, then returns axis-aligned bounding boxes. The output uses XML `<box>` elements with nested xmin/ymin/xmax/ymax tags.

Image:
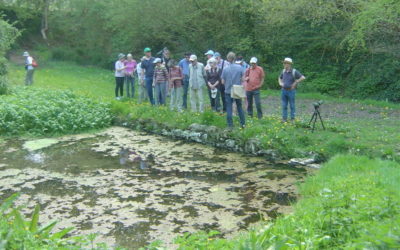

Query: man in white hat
<box><xmin>244</xmin><ymin>57</ymin><xmax>265</xmax><ymax>119</ymax></box>
<box><xmin>189</xmin><ymin>55</ymin><xmax>207</xmax><ymax>112</ymax></box>
<box><xmin>23</xmin><ymin>51</ymin><xmax>35</xmax><ymax>85</ymax></box>
<box><xmin>278</xmin><ymin>57</ymin><xmax>306</xmax><ymax>122</ymax></box>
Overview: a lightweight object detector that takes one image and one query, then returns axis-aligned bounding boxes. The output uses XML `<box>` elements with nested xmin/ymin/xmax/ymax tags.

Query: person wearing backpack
<box><xmin>23</xmin><ymin>51</ymin><xmax>36</xmax><ymax>85</ymax></box>
<box><xmin>278</xmin><ymin>57</ymin><xmax>306</xmax><ymax>122</ymax></box>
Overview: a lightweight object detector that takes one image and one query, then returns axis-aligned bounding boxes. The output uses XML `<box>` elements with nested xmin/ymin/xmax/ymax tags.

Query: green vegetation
<box><xmin>2</xmin><ymin>0</ymin><xmax>400</xmax><ymax>101</ymax></box>
<box><xmin>0</xmin><ymin>87</ymin><xmax>112</xmax><ymax>136</ymax></box>
<box><xmin>0</xmin><ymin>194</ymin><xmax>109</xmax><ymax>249</ymax></box>
<box><xmin>164</xmin><ymin>155</ymin><xmax>400</xmax><ymax>249</ymax></box>
<box><xmin>0</xmin><ymin>18</ymin><xmax>19</xmax><ymax>95</ymax></box>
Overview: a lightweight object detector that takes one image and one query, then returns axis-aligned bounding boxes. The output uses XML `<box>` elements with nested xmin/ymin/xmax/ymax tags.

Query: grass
<box><xmin>167</xmin><ymin>155</ymin><xmax>400</xmax><ymax>249</ymax></box>
<box><xmin>7</xmin><ymin>60</ymin><xmax>400</xmax><ymax>161</ymax></box>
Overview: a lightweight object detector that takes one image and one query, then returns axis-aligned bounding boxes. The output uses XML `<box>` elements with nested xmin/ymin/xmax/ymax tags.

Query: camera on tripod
<box><xmin>309</xmin><ymin>100</ymin><xmax>325</xmax><ymax>132</ymax></box>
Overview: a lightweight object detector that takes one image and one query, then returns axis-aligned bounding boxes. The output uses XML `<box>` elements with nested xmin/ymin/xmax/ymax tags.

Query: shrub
<box><xmin>0</xmin><ymin>87</ymin><xmax>113</xmax><ymax>136</ymax></box>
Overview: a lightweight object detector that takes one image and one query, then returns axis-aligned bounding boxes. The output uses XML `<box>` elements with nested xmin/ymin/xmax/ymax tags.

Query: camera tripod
<box><xmin>308</xmin><ymin>105</ymin><xmax>325</xmax><ymax>132</ymax></box>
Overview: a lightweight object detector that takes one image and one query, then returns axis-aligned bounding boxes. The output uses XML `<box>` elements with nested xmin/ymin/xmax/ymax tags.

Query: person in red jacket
<box><xmin>244</xmin><ymin>57</ymin><xmax>265</xmax><ymax>119</ymax></box>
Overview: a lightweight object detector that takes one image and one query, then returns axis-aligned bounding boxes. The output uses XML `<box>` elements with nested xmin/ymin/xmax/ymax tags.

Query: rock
<box><xmin>288</xmin><ymin>158</ymin><xmax>315</xmax><ymax>166</ymax></box>
<box><xmin>225</xmin><ymin>139</ymin><xmax>235</xmax><ymax>148</ymax></box>
<box><xmin>307</xmin><ymin>163</ymin><xmax>322</xmax><ymax>169</ymax></box>
<box><xmin>188</xmin><ymin>132</ymin><xmax>202</xmax><ymax>143</ymax></box>
<box><xmin>244</xmin><ymin>138</ymin><xmax>261</xmax><ymax>155</ymax></box>
<box><xmin>189</xmin><ymin>123</ymin><xmax>208</xmax><ymax>132</ymax></box>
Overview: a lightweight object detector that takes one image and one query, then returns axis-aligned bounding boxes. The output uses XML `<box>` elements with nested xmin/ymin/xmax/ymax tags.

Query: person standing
<box><xmin>204</xmin><ymin>50</ymin><xmax>214</xmax><ymax>71</ymax></box>
<box><xmin>245</xmin><ymin>57</ymin><xmax>265</xmax><ymax>119</ymax></box>
<box><xmin>124</xmin><ymin>54</ymin><xmax>137</xmax><ymax>99</ymax></box>
<box><xmin>141</xmin><ymin>48</ymin><xmax>155</xmax><ymax>105</ymax></box>
<box><xmin>115</xmin><ymin>53</ymin><xmax>126</xmax><ymax>100</ymax></box>
<box><xmin>206</xmin><ymin>58</ymin><xmax>221</xmax><ymax>112</ymax></box>
<box><xmin>189</xmin><ymin>55</ymin><xmax>206</xmax><ymax>113</ymax></box>
<box><xmin>136</xmin><ymin>57</ymin><xmax>148</xmax><ymax>103</ymax></box>
<box><xmin>278</xmin><ymin>57</ymin><xmax>306</xmax><ymax>122</ymax></box>
<box><xmin>152</xmin><ymin>58</ymin><xmax>169</xmax><ymax>105</ymax></box>
<box><xmin>179</xmin><ymin>52</ymin><xmax>191</xmax><ymax>109</ymax></box>
<box><xmin>215</xmin><ymin>52</ymin><xmax>229</xmax><ymax>113</ymax></box>
<box><xmin>23</xmin><ymin>51</ymin><xmax>35</xmax><ymax>85</ymax></box>
<box><xmin>169</xmin><ymin>60</ymin><xmax>184</xmax><ymax>112</ymax></box>
<box><xmin>221</xmin><ymin>52</ymin><xmax>246</xmax><ymax>128</ymax></box>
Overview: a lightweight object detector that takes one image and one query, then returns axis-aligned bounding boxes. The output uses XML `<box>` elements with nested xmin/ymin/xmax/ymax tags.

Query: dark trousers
<box><xmin>125</xmin><ymin>75</ymin><xmax>135</xmax><ymax>98</ymax></box>
<box><xmin>115</xmin><ymin>77</ymin><xmax>124</xmax><ymax>97</ymax></box>
<box><xmin>145</xmin><ymin>77</ymin><xmax>155</xmax><ymax>105</ymax></box>
<box><xmin>225</xmin><ymin>93</ymin><xmax>245</xmax><ymax>128</ymax></box>
<box><xmin>207</xmin><ymin>88</ymin><xmax>221</xmax><ymax>111</ymax></box>
<box><xmin>219</xmin><ymin>84</ymin><xmax>226</xmax><ymax>112</ymax></box>
<box><xmin>182</xmin><ymin>75</ymin><xmax>190</xmax><ymax>109</ymax></box>
<box><xmin>246</xmin><ymin>89</ymin><xmax>263</xmax><ymax>119</ymax></box>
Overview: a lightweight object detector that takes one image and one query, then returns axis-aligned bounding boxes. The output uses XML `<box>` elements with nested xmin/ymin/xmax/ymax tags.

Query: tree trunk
<box><xmin>41</xmin><ymin>0</ymin><xmax>50</xmax><ymax>45</ymax></box>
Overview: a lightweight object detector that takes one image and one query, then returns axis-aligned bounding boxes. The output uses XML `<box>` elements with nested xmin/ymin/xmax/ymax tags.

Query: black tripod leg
<box><xmin>317</xmin><ymin>110</ymin><xmax>325</xmax><ymax>130</ymax></box>
<box><xmin>309</xmin><ymin>112</ymin><xmax>316</xmax><ymax>126</ymax></box>
<box><xmin>312</xmin><ymin>113</ymin><xmax>318</xmax><ymax>132</ymax></box>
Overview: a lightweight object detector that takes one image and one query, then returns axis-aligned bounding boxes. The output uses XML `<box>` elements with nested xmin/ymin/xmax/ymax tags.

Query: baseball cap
<box><xmin>283</xmin><ymin>57</ymin><xmax>293</xmax><ymax>64</ymax></box>
<box><xmin>204</xmin><ymin>50</ymin><xmax>214</xmax><ymax>56</ymax></box>
<box><xmin>250</xmin><ymin>57</ymin><xmax>258</xmax><ymax>64</ymax></box>
<box><xmin>153</xmin><ymin>58</ymin><xmax>162</xmax><ymax>64</ymax></box>
<box><xmin>144</xmin><ymin>47</ymin><xmax>151</xmax><ymax>52</ymax></box>
<box><xmin>23</xmin><ymin>51</ymin><xmax>29</xmax><ymax>57</ymax></box>
<box><xmin>189</xmin><ymin>55</ymin><xmax>197</xmax><ymax>61</ymax></box>
<box><xmin>118</xmin><ymin>53</ymin><xmax>125</xmax><ymax>59</ymax></box>
<box><xmin>214</xmin><ymin>52</ymin><xmax>221</xmax><ymax>57</ymax></box>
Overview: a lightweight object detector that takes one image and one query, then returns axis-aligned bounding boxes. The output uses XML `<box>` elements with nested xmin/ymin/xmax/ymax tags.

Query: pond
<box><xmin>0</xmin><ymin>127</ymin><xmax>310</xmax><ymax>249</ymax></box>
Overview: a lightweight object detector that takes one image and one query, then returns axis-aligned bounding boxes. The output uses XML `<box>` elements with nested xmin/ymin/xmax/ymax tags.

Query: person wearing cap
<box><xmin>136</xmin><ymin>57</ymin><xmax>148</xmax><ymax>103</ymax></box>
<box><xmin>141</xmin><ymin>48</ymin><xmax>156</xmax><ymax>105</ymax></box>
<box><xmin>178</xmin><ymin>52</ymin><xmax>191</xmax><ymax>109</ymax></box>
<box><xmin>23</xmin><ymin>51</ymin><xmax>35</xmax><ymax>85</ymax></box>
<box><xmin>189</xmin><ymin>55</ymin><xmax>207</xmax><ymax>113</ymax></box>
<box><xmin>152</xmin><ymin>58</ymin><xmax>169</xmax><ymax>105</ymax></box>
<box><xmin>124</xmin><ymin>53</ymin><xmax>137</xmax><ymax>98</ymax></box>
<box><xmin>279</xmin><ymin>57</ymin><xmax>306</xmax><ymax>122</ymax></box>
<box><xmin>204</xmin><ymin>50</ymin><xmax>214</xmax><ymax>71</ymax></box>
<box><xmin>221</xmin><ymin>52</ymin><xmax>246</xmax><ymax>128</ymax></box>
<box><xmin>236</xmin><ymin>56</ymin><xmax>250</xmax><ymax>70</ymax></box>
<box><xmin>214</xmin><ymin>52</ymin><xmax>229</xmax><ymax>113</ymax></box>
<box><xmin>206</xmin><ymin>58</ymin><xmax>221</xmax><ymax>112</ymax></box>
<box><xmin>168</xmin><ymin>59</ymin><xmax>184</xmax><ymax>112</ymax></box>
<box><xmin>244</xmin><ymin>57</ymin><xmax>265</xmax><ymax>119</ymax></box>
<box><xmin>115</xmin><ymin>53</ymin><xmax>126</xmax><ymax>100</ymax></box>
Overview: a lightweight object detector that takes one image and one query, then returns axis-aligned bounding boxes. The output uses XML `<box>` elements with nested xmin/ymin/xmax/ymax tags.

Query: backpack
<box><xmin>32</xmin><ymin>57</ymin><xmax>38</xmax><ymax>68</ymax></box>
<box><xmin>282</xmin><ymin>68</ymin><xmax>296</xmax><ymax>79</ymax></box>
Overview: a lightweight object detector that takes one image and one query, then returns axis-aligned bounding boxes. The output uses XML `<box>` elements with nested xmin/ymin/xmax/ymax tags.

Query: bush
<box><xmin>0</xmin><ymin>87</ymin><xmax>113</xmax><ymax>136</ymax></box>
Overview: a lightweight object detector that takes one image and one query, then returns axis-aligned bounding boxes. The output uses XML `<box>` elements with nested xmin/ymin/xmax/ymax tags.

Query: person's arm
<box><xmin>291</xmin><ymin>71</ymin><xmax>306</xmax><ymax>89</ymax></box>
<box><xmin>278</xmin><ymin>73</ymin><xmax>283</xmax><ymax>87</ymax></box>
<box><xmin>259</xmin><ymin>68</ymin><xmax>265</xmax><ymax>89</ymax></box>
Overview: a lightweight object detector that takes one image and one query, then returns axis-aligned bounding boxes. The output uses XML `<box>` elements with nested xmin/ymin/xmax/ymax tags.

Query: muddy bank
<box><xmin>0</xmin><ymin>127</ymin><xmax>312</xmax><ymax>249</ymax></box>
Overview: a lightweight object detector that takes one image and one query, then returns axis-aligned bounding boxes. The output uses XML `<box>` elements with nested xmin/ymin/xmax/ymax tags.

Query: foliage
<box><xmin>0</xmin><ymin>193</ymin><xmax>110</xmax><ymax>249</ymax></box>
<box><xmin>163</xmin><ymin>155</ymin><xmax>400</xmax><ymax>249</ymax></box>
<box><xmin>0</xmin><ymin>87</ymin><xmax>112</xmax><ymax>136</ymax></box>
<box><xmin>0</xmin><ymin>17</ymin><xmax>19</xmax><ymax>94</ymax></box>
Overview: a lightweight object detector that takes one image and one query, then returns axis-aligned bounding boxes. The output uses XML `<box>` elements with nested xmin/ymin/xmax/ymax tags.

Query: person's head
<box><xmin>184</xmin><ymin>52</ymin><xmax>191</xmax><ymax>61</ymax></box>
<box><xmin>163</xmin><ymin>47</ymin><xmax>170</xmax><ymax>58</ymax></box>
<box><xmin>127</xmin><ymin>53</ymin><xmax>133</xmax><ymax>61</ymax></box>
<box><xmin>144</xmin><ymin>47</ymin><xmax>152</xmax><ymax>57</ymax></box>
<box><xmin>214</xmin><ymin>52</ymin><xmax>221</xmax><ymax>61</ymax></box>
<box><xmin>283</xmin><ymin>57</ymin><xmax>293</xmax><ymax>70</ymax></box>
<box><xmin>23</xmin><ymin>51</ymin><xmax>29</xmax><ymax>57</ymax></box>
<box><xmin>205</xmin><ymin>50</ymin><xmax>214</xmax><ymax>60</ymax></box>
<box><xmin>169</xmin><ymin>59</ymin><xmax>177</xmax><ymax>68</ymax></box>
<box><xmin>189</xmin><ymin>54</ymin><xmax>197</xmax><ymax>65</ymax></box>
<box><xmin>153</xmin><ymin>58</ymin><xmax>162</xmax><ymax>67</ymax></box>
<box><xmin>250</xmin><ymin>57</ymin><xmax>258</xmax><ymax>68</ymax></box>
<box><xmin>235</xmin><ymin>56</ymin><xmax>243</xmax><ymax>65</ymax></box>
<box><xmin>226</xmin><ymin>52</ymin><xmax>236</xmax><ymax>63</ymax></box>
<box><xmin>118</xmin><ymin>53</ymin><xmax>125</xmax><ymax>61</ymax></box>
<box><xmin>209</xmin><ymin>58</ymin><xmax>217</xmax><ymax>68</ymax></box>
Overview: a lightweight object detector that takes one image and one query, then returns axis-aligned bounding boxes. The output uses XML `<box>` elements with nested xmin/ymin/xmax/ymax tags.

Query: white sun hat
<box><xmin>189</xmin><ymin>55</ymin><xmax>197</xmax><ymax>61</ymax></box>
<box><xmin>283</xmin><ymin>57</ymin><xmax>293</xmax><ymax>64</ymax></box>
<box><xmin>211</xmin><ymin>88</ymin><xmax>218</xmax><ymax>98</ymax></box>
<box><xmin>250</xmin><ymin>57</ymin><xmax>258</xmax><ymax>64</ymax></box>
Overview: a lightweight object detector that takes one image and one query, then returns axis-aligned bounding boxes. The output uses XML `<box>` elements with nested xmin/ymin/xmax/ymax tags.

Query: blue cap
<box><xmin>214</xmin><ymin>52</ymin><xmax>221</xmax><ymax>57</ymax></box>
<box><xmin>204</xmin><ymin>50</ymin><xmax>214</xmax><ymax>56</ymax></box>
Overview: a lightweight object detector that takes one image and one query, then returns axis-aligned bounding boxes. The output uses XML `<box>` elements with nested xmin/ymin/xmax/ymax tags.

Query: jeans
<box><xmin>125</xmin><ymin>75</ymin><xmax>135</xmax><ymax>98</ymax></box>
<box><xmin>170</xmin><ymin>87</ymin><xmax>183</xmax><ymax>111</ymax></box>
<box><xmin>182</xmin><ymin>75</ymin><xmax>190</xmax><ymax>109</ymax></box>
<box><xmin>138</xmin><ymin>77</ymin><xmax>148</xmax><ymax>103</ymax></box>
<box><xmin>25</xmin><ymin>69</ymin><xmax>35</xmax><ymax>85</ymax></box>
<box><xmin>115</xmin><ymin>77</ymin><xmax>124</xmax><ymax>97</ymax></box>
<box><xmin>145</xmin><ymin>77</ymin><xmax>155</xmax><ymax>105</ymax></box>
<box><xmin>246</xmin><ymin>89</ymin><xmax>263</xmax><ymax>119</ymax></box>
<box><xmin>218</xmin><ymin>84</ymin><xmax>226</xmax><ymax>112</ymax></box>
<box><xmin>190</xmin><ymin>87</ymin><xmax>204</xmax><ymax>113</ymax></box>
<box><xmin>281</xmin><ymin>89</ymin><xmax>296</xmax><ymax>120</ymax></box>
<box><xmin>225</xmin><ymin>93</ymin><xmax>245</xmax><ymax>127</ymax></box>
<box><xmin>155</xmin><ymin>81</ymin><xmax>167</xmax><ymax>105</ymax></box>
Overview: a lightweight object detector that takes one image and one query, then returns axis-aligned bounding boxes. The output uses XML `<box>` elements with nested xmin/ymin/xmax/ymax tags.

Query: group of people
<box><xmin>115</xmin><ymin>47</ymin><xmax>305</xmax><ymax>127</ymax></box>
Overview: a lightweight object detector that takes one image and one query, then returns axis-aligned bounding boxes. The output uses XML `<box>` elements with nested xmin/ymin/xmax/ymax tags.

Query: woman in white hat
<box><xmin>206</xmin><ymin>58</ymin><xmax>221</xmax><ymax>112</ymax></box>
<box><xmin>23</xmin><ymin>51</ymin><xmax>35</xmax><ymax>85</ymax></box>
